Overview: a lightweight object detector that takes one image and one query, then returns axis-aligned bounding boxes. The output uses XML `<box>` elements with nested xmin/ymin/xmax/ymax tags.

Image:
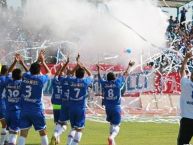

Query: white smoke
<box><xmin>22</xmin><ymin>0</ymin><xmax>168</xmax><ymax>66</ymax></box>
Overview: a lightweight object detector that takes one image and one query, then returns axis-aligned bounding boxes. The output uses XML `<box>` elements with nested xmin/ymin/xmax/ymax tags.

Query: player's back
<box><xmin>100</xmin><ymin>76</ymin><xmax>125</xmax><ymax>107</ymax></box>
<box><xmin>69</xmin><ymin>77</ymin><xmax>93</xmax><ymax>107</ymax></box>
<box><xmin>5</xmin><ymin>79</ymin><xmax>22</xmax><ymax>111</ymax></box>
<box><xmin>51</xmin><ymin>77</ymin><xmax>63</xmax><ymax>105</ymax></box>
<box><xmin>0</xmin><ymin>75</ymin><xmax>7</xmax><ymax>94</ymax></box>
<box><xmin>0</xmin><ymin>75</ymin><xmax>9</xmax><ymax>110</ymax></box>
<box><xmin>21</xmin><ymin>72</ymin><xmax>49</xmax><ymax>111</ymax></box>
<box><xmin>61</xmin><ymin>76</ymin><xmax>70</xmax><ymax>103</ymax></box>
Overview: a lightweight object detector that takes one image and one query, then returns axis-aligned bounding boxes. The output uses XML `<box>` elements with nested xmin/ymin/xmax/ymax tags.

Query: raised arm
<box><xmin>58</xmin><ymin>58</ymin><xmax>69</xmax><ymax>77</ymax></box>
<box><xmin>39</xmin><ymin>50</ymin><xmax>51</xmax><ymax>75</ymax></box>
<box><xmin>54</xmin><ymin>63</ymin><xmax>63</xmax><ymax>77</ymax></box>
<box><xmin>123</xmin><ymin>61</ymin><xmax>135</xmax><ymax>76</ymax></box>
<box><xmin>180</xmin><ymin>51</ymin><xmax>192</xmax><ymax>77</ymax></box>
<box><xmin>18</xmin><ymin>54</ymin><xmax>29</xmax><ymax>72</ymax></box>
<box><xmin>76</xmin><ymin>53</ymin><xmax>92</xmax><ymax>76</ymax></box>
<box><xmin>76</xmin><ymin>53</ymin><xmax>80</xmax><ymax>63</ymax></box>
<box><xmin>96</xmin><ymin>64</ymin><xmax>102</xmax><ymax>80</ymax></box>
<box><xmin>70</xmin><ymin>54</ymin><xmax>80</xmax><ymax>75</ymax></box>
<box><xmin>82</xmin><ymin>64</ymin><xmax>92</xmax><ymax>76</ymax></box>
<box><xmin>7</xmin><ymin>54</ymin><xmax>19</xmax><ymax>74</ymax></box>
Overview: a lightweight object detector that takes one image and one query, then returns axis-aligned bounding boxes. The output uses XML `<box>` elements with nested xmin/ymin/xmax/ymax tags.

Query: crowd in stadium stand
<box><xmin>165</xmin><ymin>7</ymin><xmax>193</xmax><ymax>73</ymax></box>
<box><xmin>146</xmin><ymin>7</ymin><xmax>193</xmax><ymax>74</ymax></box>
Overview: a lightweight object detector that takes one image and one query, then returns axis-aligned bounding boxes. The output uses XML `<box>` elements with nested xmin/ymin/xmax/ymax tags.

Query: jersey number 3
<box><xmin>25</xmin><ymin>85</ymin><xmax>32</xmax><ymax>98</ymax></box>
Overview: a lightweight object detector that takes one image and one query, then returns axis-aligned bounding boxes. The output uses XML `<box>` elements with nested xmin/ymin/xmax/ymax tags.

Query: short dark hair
<box><xmin>75</xmin><ymin>67</ymin><xmax>85</xmax><ymax>78</ymax></box>
<box><xmin>30</xmin><ymin>62</ymin><xmax>41</xmax><ymax>75</ymax></box>
<box><xmin>0</xmin><ymin>65</ymin><xmax>8</xmax><ymax>75</ymax></box>
<box><xmin>107</xmin><ymin>72</ymin><xmax>116</xmax><ymax>81</ymax></box>
<box><xmin>12</xmin><ymin>68</ymin><xmax>22</xmax><ymax>80</ymax></box>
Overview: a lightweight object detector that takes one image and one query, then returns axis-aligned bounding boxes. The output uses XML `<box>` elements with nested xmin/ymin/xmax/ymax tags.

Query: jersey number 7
<box><xmin>74</xmin><ymin>88</ymin><xmax>80</xmax><ymax>98</ymax></box>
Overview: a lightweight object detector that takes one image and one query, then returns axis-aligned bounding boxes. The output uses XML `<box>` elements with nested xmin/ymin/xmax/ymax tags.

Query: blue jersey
<box><xmin>21</xmin><ymin>72</ymin><xmax>49</xmax><ymax>112</ymax></box>
<box><xmin>69</xmin><ymin>76</ymin><xmax>93</xmax><ymax>107</ymax></box>
<box><xmin>5</xmin><ymin>79</ymin><xmax>22</xmax><ymax>111</ymax></box>
<box><xmin>100</xmin><ymin>76</ymin><xmax>125</xmax><ymax>107</ymax></box>
<box><xmin>0</xmin><ymin>75</ymin><xmax>9</xmax><ymax>110</ymax></box>
<box><xmin>61</xmin><ymin>76</ymin><xmax>71</xmax><ymax>103</ymax></box>
<box><xmin>51</xmin><ymin>77</ymin><xmax>63</xmax><ymax>105</ymax></box>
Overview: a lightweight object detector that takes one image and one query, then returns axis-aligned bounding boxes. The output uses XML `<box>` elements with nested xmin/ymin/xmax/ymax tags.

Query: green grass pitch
<box><xmin>24</xmin><ymin>119</ymin><xmax>192</xmax><ymax>145</ymax></box>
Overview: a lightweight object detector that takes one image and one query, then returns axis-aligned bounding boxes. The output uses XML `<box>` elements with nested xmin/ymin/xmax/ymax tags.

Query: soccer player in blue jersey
<box><xmin>67</xmin><ymin>60</ymin><xmax>93</xmax><ymax>145</ymax></box>
<box><xmin>97</xmin><ymin>61</ymin><xmax>135</xmax><ymax>145</ymax></box>
<box><xmin>50</xmin><ymin>63</ymin><xmax>63</xmax><ymax>145</ymax></box>
<box><xmin>50</xmin><ymin>59</ymin><xmax>70</xmax><ymax>145</ymax></box>
<box><xmin>0</xmin><ymin>65</ymin><xmax>9</xmax><ymax>145</ymax></box>
<box><xmin>4</xmin><ymin>54</ymin><xmax>28</xmax><ymax>145</ymax></box>
<box><xmin>51</xmin><ymin>63</ymin><xmax>64</xmax><ymax>124</ymax></box>
<box><xmin>59</xmin><ymin>67</ymin><xmax>72</xmax><ymax>145</ymax></box>
<box><xmin>17</xmin><ymin>50</ymin><xmax>51</xmax><ymax>145</ymax></box>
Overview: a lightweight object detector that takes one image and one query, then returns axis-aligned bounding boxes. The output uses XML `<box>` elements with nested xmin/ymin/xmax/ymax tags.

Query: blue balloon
<box><xmin>126</xmin><ymin>48</ymin><xmax>131</xmax><ymax>53</ymax></box>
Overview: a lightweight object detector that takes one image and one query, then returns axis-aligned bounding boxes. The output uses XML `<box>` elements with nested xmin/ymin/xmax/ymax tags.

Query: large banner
<box><xmin>42</xmin><ymin>64</ymin><xmax>182</xmax><ymax>97</ymax></box>
<box><xmin>42</xmin><ymin>64</ymin><xmax>182</xmax><ymax>116</ymax></box>
<box><xmin>126</xmin><ymin>67</ymin><xmax>181</xmax><ymax>95</ymax></box>
<box><xmin>156</xmin><ymin>72</ymin><xmax>181</xmax><ymax>94</ymax></box>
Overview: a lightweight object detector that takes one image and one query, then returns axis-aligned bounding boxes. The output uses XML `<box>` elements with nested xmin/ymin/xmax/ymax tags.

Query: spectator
<box><xmin>180</xmin><ymin>7</ymin><xmax>187</xmax><ymax>29</ymax></box>
<box><xmin>174</xmin><ymin>17</ymin><xmax>179</xmax><ymax>26</ymax></box>
<box><xmin>168</xmin><ymin>16</ymin><xmax>174</xmax><ymax>31</ymax></box>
